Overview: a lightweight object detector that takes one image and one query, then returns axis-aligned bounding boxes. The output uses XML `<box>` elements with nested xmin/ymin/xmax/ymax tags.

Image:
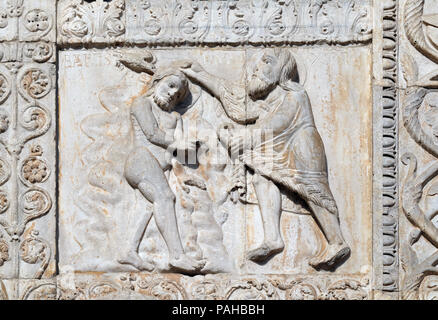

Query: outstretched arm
<box><xmin>180</xmin><ymin>62</ymin><xmax>258</xmax><ymax>124</ymax></box>
<box><xmin>131</xmin><ymin>96</ymin><xmax>174</xmax><ymax>149</ymax></box>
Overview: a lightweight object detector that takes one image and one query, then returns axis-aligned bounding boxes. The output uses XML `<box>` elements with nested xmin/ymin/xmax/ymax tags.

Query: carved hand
<box><xmin>171</xmin><ymin>137</ymin><xmax>198</xmax><ymax>153</ymax></box>
<box><xmin>180</xmin><ymin>61</ymin><xmax>206</xmax><ymax>83</ymax></box>
<box><xmin>217</xmin><ymin>123</ymin><xmax>235</xmax><ymax>149</ymax></box>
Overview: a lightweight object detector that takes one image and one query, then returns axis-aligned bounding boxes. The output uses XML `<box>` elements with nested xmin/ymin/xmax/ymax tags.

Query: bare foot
<box><xmin>309</xmin><ymin>243</ymin><xmax>350</xmax><ymax>269</ymax></box>
<box><xmin>169</xmin><ymin>254</ymin><xmax>206</xmax><ymax>274</ymax></box>
<box><xmin>118</xmin><ymin>250</ymin><xmax>154</xmax><ymax>271</ymax></box>
<box><xmin>247</xmin><ymin>240</ymin><xmax>284</xmax><ymax>263</ymax></box>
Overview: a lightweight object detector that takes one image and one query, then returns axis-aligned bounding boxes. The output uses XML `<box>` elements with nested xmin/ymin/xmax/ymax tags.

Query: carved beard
<box><xmin>248</xmin><ymin>73</ymin><xmax>277</xmax><ymax>101</ymax></box>
<box><xmin>153</xmin><ymin>92</ymin><xmax>173</xmax><ymax>111</ymax></box>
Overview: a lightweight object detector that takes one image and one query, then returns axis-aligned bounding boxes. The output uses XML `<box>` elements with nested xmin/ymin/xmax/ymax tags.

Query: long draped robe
<box><xmin>219</xmin><ymin>81</ymin><xmax>338</xmax><ymax>215</ymax></box>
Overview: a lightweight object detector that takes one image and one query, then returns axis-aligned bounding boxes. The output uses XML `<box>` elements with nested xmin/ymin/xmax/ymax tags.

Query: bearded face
<box><xmin>152</xmin><ymin>74</ymin><xmax>186</xmax><ymax>111</ymax></box>
<box><xmin>153</xmin><ymin>92</ymin><xmax>173</xmax><ymax>111</ymax></box>
<box><xmin>248</xmin><ymin>73</ymin><xmax>277</xmax><ymax>101</ymax></box>
<box><xmin>248</xmin><ymin>53</ymin><xmax>279</xmax><ymax>101</ymax></box>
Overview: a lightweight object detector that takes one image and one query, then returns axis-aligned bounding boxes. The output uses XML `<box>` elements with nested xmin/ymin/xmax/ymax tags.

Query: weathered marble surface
<box><xmin>0</xmin><ymin>0</ymin><xmax>57</xmax><ymax>283</ymax></box>
<box><xmin>398</xmin><ymin>0</ymin><xmax>438</xmax><ymax>300</ymax></box>
<box><xmin>58</xmin><ymin>46</ymin><xmax>372</xmax><ymax>277</ymax></box>
<box><xmin>1</xmin><ymin>0</ymin><xmax>438</xmax><ymax>300</ymax></box>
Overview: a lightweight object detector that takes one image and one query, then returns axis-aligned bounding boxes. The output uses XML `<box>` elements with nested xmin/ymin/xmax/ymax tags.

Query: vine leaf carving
<box><xmin>402</xmin><ymin>57</ymin><xmax>438</xmax><ymax>159</ymax></box>
<box><xmin>404</xmin><ymin>0</ymin><xmax>438</xmax><ymax>64</ymax></box>
<box><xmin>20</xmin><ymin>230</ymin><xmax>51</xmax><ymax>279</ymax></box>
<box><xmin>401</xmin><ymin>153</ymin><xmax>438</xmax><ymax>299</ymax></box>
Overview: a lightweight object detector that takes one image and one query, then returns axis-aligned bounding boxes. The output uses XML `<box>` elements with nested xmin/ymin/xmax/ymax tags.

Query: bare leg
<box><xmin>247</xmin><ymin>174</ymin><xmax>284</xmax><ymax>262</ymax></box>
<box><xmin>118</xmin><ymin>203</ymin><xmax>154</xmax><ymax>271</ymax></box>
<box><xmin>307</xmin><ymin>202</ymin><xmax>350</xmax><ymax>269</ymax></box>
<box><xmin>124</xmin><ymin>148</ymin><xmax>204</xmax><ymax>273</ymax></box>
<box><xmin>143</xmin><ymin>178</ymin><xmax>205</xmax><ymax>273</ymax></box>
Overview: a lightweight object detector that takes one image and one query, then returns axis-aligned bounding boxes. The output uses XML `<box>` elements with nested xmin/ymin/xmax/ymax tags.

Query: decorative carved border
<box><xmin>0</xmin><ymin>0</ymin><xmax>56</xmax><ymax>285</ymax></box>
<box><xmin>399</xmin><ymin>0</ymin><xmax>438</xmax><ymax>300</ymax></box>
<box><xmin>57</xmin><ymin>0</ymin><xmax>372</xmax><ymax>47</ymax></box>
<box><xmin>381</xmin><ymin>0</ymin><xmax>399</xmax><ymax>292</ymax></box>
<box><xmin>0</xmin><ymin>0</ymin><xmax>404</xmax><ymax>300</ymax></box>
<box><xmin>17</xmin><ymin>273</ymin><xmax>370</xmax><ymax>300</ymax></box>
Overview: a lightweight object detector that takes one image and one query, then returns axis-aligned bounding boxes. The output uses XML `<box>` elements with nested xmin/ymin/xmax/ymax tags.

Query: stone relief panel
<box><xmin>58</xmin><ymin>44</ymin><xmax>372</xmax><ymax>280</ymax></box>
<box><xmin>59</xmin><ymin>49</ymin><xmax>247</xmax><ymax>274</ymax></box>
<box><xmin>57</xmin><ymin>0</ymin><xmax>372</xmax><ymax>46</ymax></box>
<box><xmin>0</xmin><ymin>0</ymin><xmax>422</xmax><ymax>300</ymax></box>
<box><xmin>399</xmin><ymin>0</ymin><xmax>438</xmax><ymax>299</ymax></box>
<box><xmin>242</xmin><ymin>46</ymin><xmax>372</xmax><ymax>275</ymax></box>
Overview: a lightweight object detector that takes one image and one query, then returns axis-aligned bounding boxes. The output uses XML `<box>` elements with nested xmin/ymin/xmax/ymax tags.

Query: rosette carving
<box><xmin>21</xmin><ymin>157</ymin><xmax>49</xmax><ymax>185</ymax></box>
<box><xmin>19</xmin><ymin>68</ymin><xmax>51</xmax><ymax>100</ymax></box>
<box><xmin>24</xmin><ymin>9</ymin><xmax>50</xmax><ymax>32</ymax></box>
<box><xmin>23</xmin><ymin>8</ymin><xmax>53</xmax><ymax>40</ymax></box>
<box><xmin>20</xmin><ymin>144</ymin><xmax>49</xmax><ymax>186</ymax></box>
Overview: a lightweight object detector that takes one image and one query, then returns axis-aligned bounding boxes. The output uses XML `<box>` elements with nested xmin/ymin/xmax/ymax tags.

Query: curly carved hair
<box><xmin>146</xmin><ymin>68</ymin><xmax>189</xmax><ymax>102</ymax></box>
<box><xmin>271</xmin><ymin>48</ymin><xmax>299</xmax><ymax>86</ymax></box>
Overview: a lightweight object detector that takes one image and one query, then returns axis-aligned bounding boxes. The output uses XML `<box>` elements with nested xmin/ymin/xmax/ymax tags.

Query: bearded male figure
<box><xmin>181</xmin><ymin>49</ymin><xmax>350</xmax><ymax>269</ymax></box>
<box><xmin>119</xmin><ymin>67</ymin><xmax>204</xmax><ymax>273</ymax></box>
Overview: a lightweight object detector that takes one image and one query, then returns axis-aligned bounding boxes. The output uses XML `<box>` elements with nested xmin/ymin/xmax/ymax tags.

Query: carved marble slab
<box><xmin>58</xmin><ymin>47</ymin><xmax>372</xmax><ymax>278</ymax></box>
<box><xmin>2</xmin><ymin>0</ymin><xmax>438</xmax><ymax>300</ymax></box>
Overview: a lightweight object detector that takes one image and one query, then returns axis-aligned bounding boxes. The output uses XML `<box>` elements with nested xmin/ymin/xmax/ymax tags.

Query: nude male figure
<box><xmin>181</xmin><ymin>49</ymin><xmax>350</xmax><ymax>269</ymax></box>
<box><xmin>119</xmin><ymin>67</ymin><xmax>204</xmax><ymax>273</ymax></box>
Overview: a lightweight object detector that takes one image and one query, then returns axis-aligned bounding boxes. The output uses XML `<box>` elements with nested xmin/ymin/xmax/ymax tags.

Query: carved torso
<box><xmin>130</xmin><ymin>97</ymin><xmax>179</xmax><ymax>167</ymax></box>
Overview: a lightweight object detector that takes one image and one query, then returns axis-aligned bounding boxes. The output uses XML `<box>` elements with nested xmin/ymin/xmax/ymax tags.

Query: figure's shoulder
<box><xmin>283</xmin><ymin>83</ymin><xmax>308</xmax><ymax>101</ymax></box>
<box><xmin>131</xmin><ymin>94</ymin><xmax>152</xmax><ymax>111</ymax></box>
